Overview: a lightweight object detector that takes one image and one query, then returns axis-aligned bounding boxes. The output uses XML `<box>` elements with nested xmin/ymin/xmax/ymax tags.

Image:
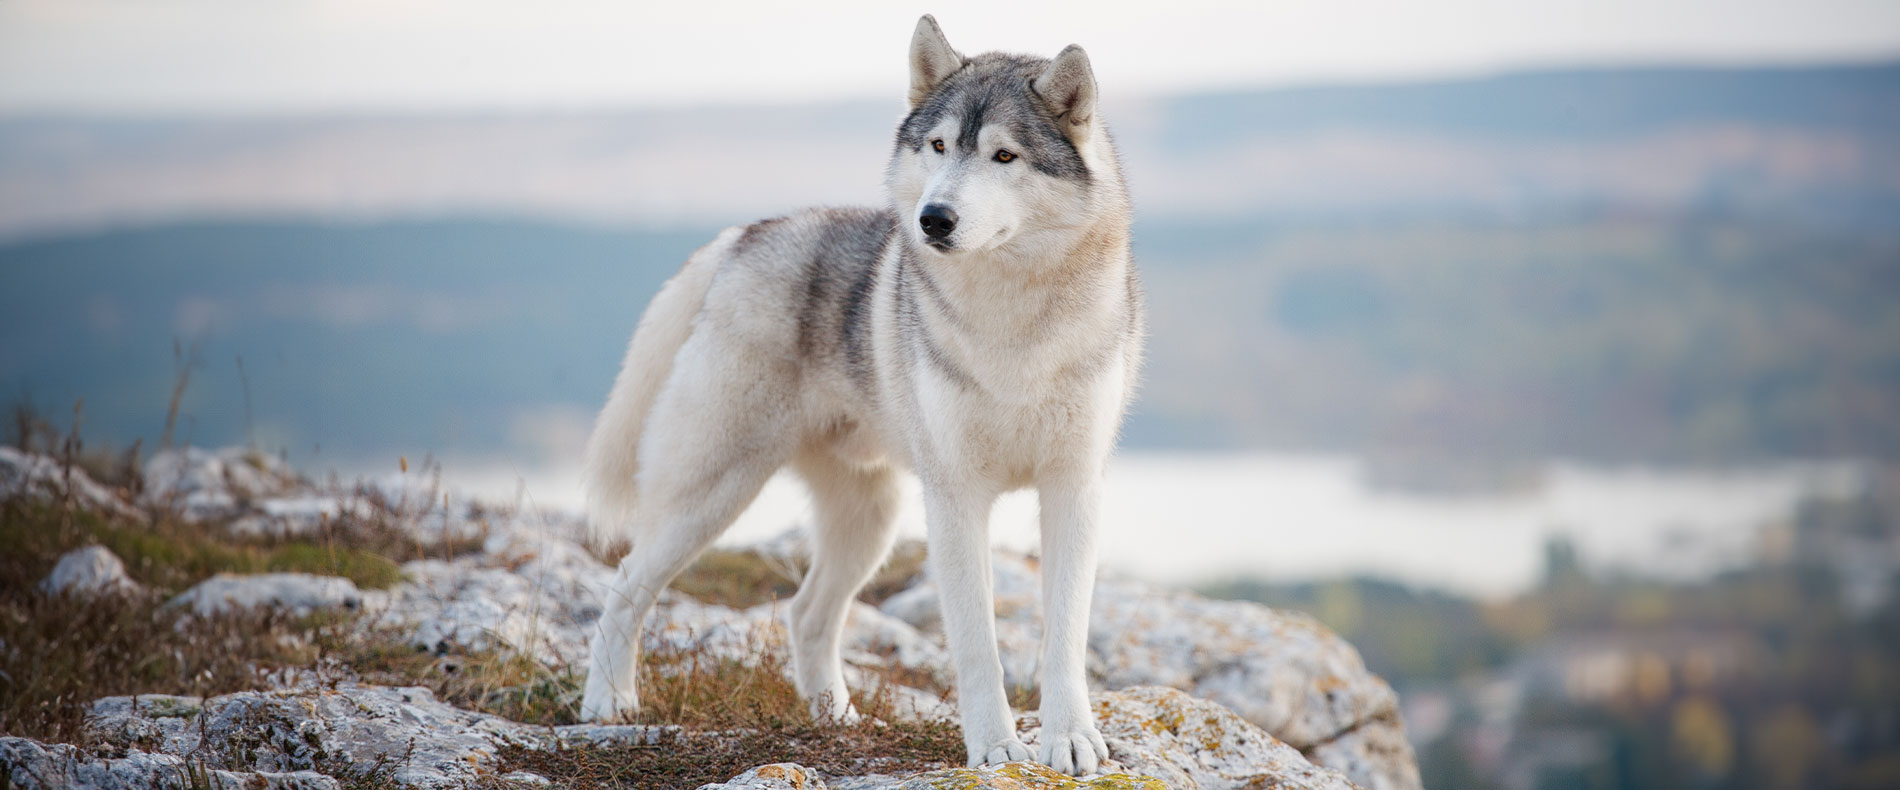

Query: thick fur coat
<box><xmin>577</xmin><ymin>15</ymin><xmax>1142</xmax><ymax>775</ymax></box>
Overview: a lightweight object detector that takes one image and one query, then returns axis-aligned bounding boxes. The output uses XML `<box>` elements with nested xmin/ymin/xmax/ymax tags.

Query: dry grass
<box><xmin>2</xmin><ymin>416</ymin><xmax>963</xmax><ymax>788</ymax></box>
<box><xmin>497</xmin><ymin>642</ymin><xmax>963</xmax><ymax>789</ymax></box>
<box><xmin>0</xmin><ymin>469</ymin><xmax>452</xmax><ymax>744</ymax></box>
<box><xmin>0</xmin><ymin>497</ymin><xmax>404</xmax><ymax>595</ymax></box>
<box><xmin>333</xmin><ymin>634</ymin><xmax>584</xmax><ymax>727</ymax></box>
<box><xmin>0</xmin><ymin>585</ymin><xmax>359</xmax><ymax>743</ymax></box>
<box><xmin>671</xmin><ymin>540</ymin><xmax>929</xmax><ymax>610</ymax></box>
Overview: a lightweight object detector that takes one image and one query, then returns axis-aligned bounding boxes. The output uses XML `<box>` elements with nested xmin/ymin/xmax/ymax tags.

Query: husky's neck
<box><xmin>900</xmin><ymin>220</ymin><xmax>1132</xmax><ymax>363</ymax></box>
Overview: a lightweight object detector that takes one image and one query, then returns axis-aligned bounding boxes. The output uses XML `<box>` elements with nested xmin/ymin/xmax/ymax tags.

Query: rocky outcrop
<box><xmin>873</xmin><ymin>552</ymin><xmax>1420</xmax><ymax>790</ymax></box>
<box><xmin>2</xmin><ymin>446</ymin><xmax>1421</xmax><ymax>789</ymax></box>
<box><xmin>0</xmin><ymin>446</ymin><xmax>139</xmax><ymax>519</ymax></box>
<box><xmin>142</xmin><ymin>446</ymin><xmax>302</xmax><ymax>520</ymax></box>
<box><xmin>12</xmin><ymin>685</ymin><xmax>1350</xmax><ymax>790</ymax></box>
<box><xmin>39</xmin><ymin>546</ymin><xmax>144</xmax><ymax>598</ymax></box>
<box><xmin>168</xmin><ymin>572</ymin><xmax>368</xmax><ymax>616</ymax></box>
<box><xmin>0</xmin><ymin>737</ymin><xmax>339</xmax><ymax>790</ymax></box>
<box><xmin>85</xmin><ymin>687</ymin><xmax>505</xmax><ymax>789</ymax></box>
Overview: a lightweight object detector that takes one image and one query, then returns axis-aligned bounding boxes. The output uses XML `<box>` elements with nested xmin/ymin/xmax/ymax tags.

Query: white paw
<box><xmin>804</xmin><ymin>683</ymin><xmax>862</xmax><ymax>725</ymax></box>
<box><xmin>969</xmin><ymin>736</ymin><xmax>1034</xmax><ymax>767</ymax></box>
<box><xmin>812</xmin><ymin>701</ymin><xmax>863</xmax><ymax>726</ymax></box>
<box><xmin>578</xmin><ymin>674</ymin><xmax>638</xmax><ymax>723</ymax></box>
<box><xmin>1038</xmin><ymin>723</ymin><xmax>1109</xmax><ymax>776</ymax></box>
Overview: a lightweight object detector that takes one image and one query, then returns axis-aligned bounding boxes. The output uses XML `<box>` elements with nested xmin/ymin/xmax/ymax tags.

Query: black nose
<box><xmin>919</xmin><ymin>204</ymin><xmax>958</xmax><ymax>239</ymax></box>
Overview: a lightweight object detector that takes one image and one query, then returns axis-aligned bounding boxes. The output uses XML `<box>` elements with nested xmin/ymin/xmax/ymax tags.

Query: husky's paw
<box><xmin>1037</xmin><ymin>721</ymin><xmax>1109</xmax><ymax>776</ymax></box>
<box><xmin>577</xmin><ymin>677</ymin><xmax>639</xmax><ymax>723</ymax></box>
<box><xmin>813</xmin><ymin>703</ymin><xmax>863</xmax><ymax>726</ymax></box>
<box><xmin>806</xmin><ymin>687</ymin><xmax>862</xmax><ymax>726</ymax></box>
<box><xmin>968</xmin><ymin>736</ymin><xmax>1034</xmax><ymax>767</ymax></box>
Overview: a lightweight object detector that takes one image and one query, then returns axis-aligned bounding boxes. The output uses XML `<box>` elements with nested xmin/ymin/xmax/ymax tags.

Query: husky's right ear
<box><xmin>909</xmin><ymin>15</ymin><xmax>965</xmax><ymax>108</ymax></box>
<box><xmin>1033</xmin><ymin>44</ymin><xmax>1097</xmax><ymax>140</ymax></box>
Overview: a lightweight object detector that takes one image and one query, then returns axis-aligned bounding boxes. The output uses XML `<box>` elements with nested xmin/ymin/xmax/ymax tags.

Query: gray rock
<box><xmin>39</xmin><ymin>546</ymin><xmax>143</xmax><ymax>597</ymax></box>
<box><xmin>818</xmin><ymin>687</ymin><xmax>1358</xmax><ymax>790</ymax></box>
<box><xmin>698</xmin><ymin>763</ymin><xmax>830</xmax><ymax>789</ymax></box>
<box><xmin>87</xmin><ymin>686</ymin><xmax>510</xmax><ymax>789</ymax></box>
<box><xmin>1089</xmin><ymin>580</ymin><xmax>1413</xmax><ymax>769</ymax></box>
<box><xmin>879</xmin><ymin>549</ymin><xmax>1418</xmax><ymax>790</ymax></box>
<box><xmin>1069</xmin><ymin>686</ymin><xmax>1357</xmax><ymax>790</ymax></box>
<box><xmin>1304</xmin><ymin>714</ymin><xmax>1423</xmax><ymax>790</ymax></box>
<box><xmin>0</xmin><ymin>736</ymin><xmax>339</xmax><ymax>790</ymax></box>
<box><xmin>62</xmin><ymin>684</ymin><xmax>1355</xmax><ymax>790</ymax></box>
<box><xmin>0</xmin><ymin>447</ymin><xmax>138</xmax><ymax>520</ymax></box>
<box><xmin>362</xmin><ymin>529</ymin><xmax>1414</xmax><ymax>786</ymax></box>
<box><xmin>226</xmin><ymin>495</ymin><xmax>375</xmax><ymax>538</ymax></box>
<box><xmin>377</xmin><ymin>544</ymin><xmax>615</xmax><ymax>664</ymax></box>
<box><xmin>143</xmin><ymin>446</ymin><xmax>300</xmax><ymax>520</ymax></box>
<box><xmin>168</xmin><ymin>572</ymin><xmax>364</xmax><ymax>616</ymax></box>
<box><xmin>20</xmin><ymin>445</ymin><xmax>1417</xmax><ymax>789</ymax></box>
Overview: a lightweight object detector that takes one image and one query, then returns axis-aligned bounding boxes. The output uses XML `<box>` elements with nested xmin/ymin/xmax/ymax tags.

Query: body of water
<box><xmin>424</xmin><ymin>452</ymin><xmax>1863</xmax><ymax>599</ymax></box>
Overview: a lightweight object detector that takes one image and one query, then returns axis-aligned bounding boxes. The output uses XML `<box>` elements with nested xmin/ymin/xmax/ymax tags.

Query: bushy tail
<box><xmin>580</xmin><ymin>230</ymin><xmax>733</xmax><ymax>549</ymax></box>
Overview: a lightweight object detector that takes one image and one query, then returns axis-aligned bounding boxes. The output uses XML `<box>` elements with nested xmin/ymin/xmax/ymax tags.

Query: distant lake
<box><xmin>423</xmin><ymin>452</ymin><xmax>1863</xmax><ymax>600</ymax></box>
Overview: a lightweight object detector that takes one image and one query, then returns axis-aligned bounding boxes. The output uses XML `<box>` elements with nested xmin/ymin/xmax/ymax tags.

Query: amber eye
<box><xmin>994</xmin><ymin>150</ymin><xmax>1016</xmax><ymax>163</ymax></box>
<box><xmin>931</xmin><ymin>139</ymin><xmax>945</xmax><ymax>153</ymax></box>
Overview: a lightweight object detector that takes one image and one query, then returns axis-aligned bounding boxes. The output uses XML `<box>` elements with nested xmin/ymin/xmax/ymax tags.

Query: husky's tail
<box><xmin>580</xmin><ymin>229</ymin><xmax>735</xmax><ymax>550</ymax></box>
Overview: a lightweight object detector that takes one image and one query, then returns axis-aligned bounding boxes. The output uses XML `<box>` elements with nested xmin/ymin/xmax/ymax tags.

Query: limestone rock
<box><xmin>10</xmin><ymin>446</ymin><xmax>1420</xmax><ymax>789</ymax></box>
<box><xmin>86</xmin><ymin>686</ymin><xmax>509</xmax><ymax>789</ymax></box>
<box><xmin>38</xmin><ymin>546</ymin><xmax>143</xmax><ymax>597</ymax></box>
<box><xmin>1074</xmin><ymin>686</ymin><xmax>1357</xmax><ymax>790</ymax></box>
<box><xmin>0</xmin><ymin>736</ymin><xmax>338</xmax><ymax>790</ymax></box>
<box><xmin>143</xmin><ymin>446</ymin><xmax>300</xmax><ymax>519</ymax></box>
<box><xmin>797</xmin><ymin>687</ymin><xmax>1357</xmax><ymax>790</ymax></box>
<box><xmin>0</xmin><ymin>446</ymin><xmax>138</xmax><ymax>520</ymax></box>
<box><xmin>225</xmin><ymin>495</ymin><xmax>375</xmax><ymax>538</ymax></box>
<box><xmin>49</xmin><ymin>683</ymin><xmax>1363</xmax><ymax>790</ymax></box>
<box><xmin>1089</xmin><ymin>580</ymin><xmax>1409</xmax><ymax>755</ymax></box>
<box><xmin>1302</xmin><ymin>715</ymin><xmax>1423</xmax><ymax>790</ymax></box>
<box><xmin>879</xmin><ymin>550</ymin><xmax>1417</xmax><ymax>790</ymax></box>
<box><xmin>856</xmin><ymin>762</ymin><xmax>1166</xmax><ymax>789</ymax></box>
<box><xmin>375</xmin><ymin>535</ymin><xmax>621</xmax><ymax>664</ymax></box>
<box><xmin>168</xmin><ymin>572</ymin><xmax>364</xmax><ymax>616</ymax></box>
<box><xmin>699</xmin><ymin>763</ymin><xmax>831</xmax><ymax>789</ymax></box>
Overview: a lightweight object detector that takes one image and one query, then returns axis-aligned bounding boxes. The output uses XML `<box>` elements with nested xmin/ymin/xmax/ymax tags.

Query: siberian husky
<box><xmin>577</xmin><ymin>15</ymin><xmax>1141</xmax><ymax>775</ymax></box>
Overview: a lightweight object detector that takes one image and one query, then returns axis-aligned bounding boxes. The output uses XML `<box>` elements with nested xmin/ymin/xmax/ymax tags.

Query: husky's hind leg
<box><xmin>578</xmin><ymin>342</ymin><xmax>797</xmax><ymax>723</ymax></box>
<box><xmin>787</xmin><ymin>448</ymin><xmax>901</xmax><ymax>721</ymax></box>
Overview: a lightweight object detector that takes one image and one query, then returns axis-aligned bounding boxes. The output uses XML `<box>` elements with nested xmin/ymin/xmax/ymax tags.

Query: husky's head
<box><xmin>887</xmin><ymin>15</ymin><xmax>1121</xmax><ymax>259</ymax></box>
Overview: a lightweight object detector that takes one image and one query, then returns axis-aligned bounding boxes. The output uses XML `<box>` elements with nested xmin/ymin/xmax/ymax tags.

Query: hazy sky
<box><xmin>3</xmin><ymin>0</ymin><xmax>1899</xmax><ymax>113</ymax></box>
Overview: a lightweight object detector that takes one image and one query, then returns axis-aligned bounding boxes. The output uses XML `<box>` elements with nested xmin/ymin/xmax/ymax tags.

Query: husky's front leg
<box><xmin>923</xmin><ymin>483</ymin><xmax>1032</xmax><ymax>767</ymax></box>
<box><xmin>1035</xmin><ymin>476</ymin><xmax>1110</xmax><ymax>775</ymax></box>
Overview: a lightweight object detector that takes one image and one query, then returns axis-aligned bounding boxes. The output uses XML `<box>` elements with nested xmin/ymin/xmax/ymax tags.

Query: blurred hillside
<box><xmin>2</xmin><ymin>63</ymin><xmax>1898</xmax><ymax>466</ymax></box>
<box><xmin>6</xmin><ymin>65</ymin><xmax>1898</xmax><ymax>235</ymax></box>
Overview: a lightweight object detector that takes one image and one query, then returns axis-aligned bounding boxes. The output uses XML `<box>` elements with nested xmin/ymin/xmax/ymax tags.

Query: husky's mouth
<box><xmin>923</xmin><ymin>237</ymin><xmax>955</xmax><ymax>252</ymax></box>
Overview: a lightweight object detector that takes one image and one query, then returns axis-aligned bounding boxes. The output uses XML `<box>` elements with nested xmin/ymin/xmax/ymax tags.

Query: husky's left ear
<box><xmin>1033</xmin><ymin>45</ymin><xmax>1098</xmax><ymax>140</ymax></box>
<box><xmin>909</xmin><ymin>15</ymin><xmax>965</xmax><ymax>108</ymax></box>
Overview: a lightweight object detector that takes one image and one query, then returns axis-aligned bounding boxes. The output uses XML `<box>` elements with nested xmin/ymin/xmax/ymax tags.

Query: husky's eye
<box><xmin>931</xmin><ymin>139</ymin><xmax>945</xmax><ymax>153</ymax></box>
<box><xmin>994</xmin><ymin>150</ymin><xmax>1017</xmax><ymax>163</ymax></box>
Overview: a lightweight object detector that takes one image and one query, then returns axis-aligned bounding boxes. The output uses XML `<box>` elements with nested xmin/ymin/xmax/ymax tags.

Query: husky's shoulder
<box><xmin>721</xmin><ymin>207</ymin><xmax>893</xmax><ymax>270</ymax></box>
<box><xmin>691</xmin><ymin>207</ymin><xmax>896</xmax><ymax>364</ymax></box>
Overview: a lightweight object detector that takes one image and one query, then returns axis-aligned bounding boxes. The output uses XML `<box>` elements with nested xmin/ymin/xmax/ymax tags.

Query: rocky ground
<box><xmin>1</xmin><ymin>446</ymin><xmax>1421</xmax><ymax>789</ymax></box>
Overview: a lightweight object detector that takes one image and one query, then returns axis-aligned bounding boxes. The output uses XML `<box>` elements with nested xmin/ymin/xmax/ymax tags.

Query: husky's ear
<box><xmin>1033</xmin><ymin>44</ymin><xmax>1098</xmax><ymax>140</ymax></box>
<box><xmin>909</xmin><ymin>15</ymin><xmax>964</xmax><ymax>108</ymax></box>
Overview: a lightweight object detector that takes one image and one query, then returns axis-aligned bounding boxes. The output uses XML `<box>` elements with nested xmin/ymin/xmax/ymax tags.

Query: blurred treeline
<box><xmin>1204</xmin><ymin>474</ymin><xmax>1900</xmax><ymax>789</ymax></box>
<box><xmin>2</xmin><ymin>212</ymin><xmax>1896</xmax><ymax>466</ymax></box>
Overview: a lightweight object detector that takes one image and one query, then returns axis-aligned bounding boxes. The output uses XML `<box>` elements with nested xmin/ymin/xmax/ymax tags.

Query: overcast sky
<box><xmin>3</xmin><ymin>0</ymin><xmax>1899</xmax><ymax>113</ymax></box>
